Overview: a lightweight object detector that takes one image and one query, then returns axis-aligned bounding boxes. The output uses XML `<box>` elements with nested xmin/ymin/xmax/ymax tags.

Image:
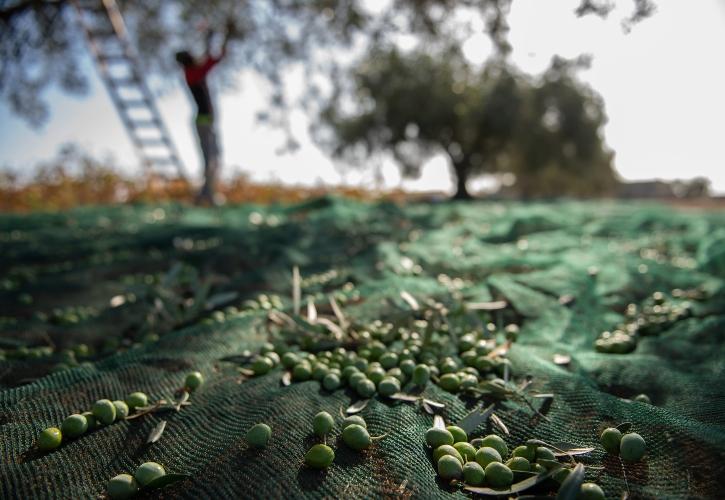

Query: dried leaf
<box><xmin>175</xmin><ymin>391</ymin><xmax>189</xmax><ymax>411</ymax></box>
<box><xmin>281</xmin><ymin>371</ymin><xmax>291</xmax><ymax>386</ymax></box>
<box><xmin>144</xmin><ymin>473</ymin><xmax>191</xmax><ymax>490</ymax></box>
<box><xmin>556</xmin><ymin>463</ymin><xmax>585</xmax><ymax>500</ymax></box>
<box><xmin>490</xmin><ymin>413</ymin><xmax>510</xmax><ymax>435</ymax></box>
<box><xmin>292</xmin><ymin>266</ymin><xmax>301</xmax><ymax>315</ymax></box>
<box><xmin>466</xmin><ymin>300</ymin><xmax>508</xmax><ymax>311</ymax></box>
<box><xmin>457</xmin><ymin>403</ymin><xmax>495</xmax><ymax>435</ymax></box>
<box><xmin>316</xmin><ymin>317</ymin><xmax>344</xmax><ymax>340</ymax></box>
<box><xmin>307</xmin><ymin>298</ymin><xmax>317</xmax><ymax>323</ymax></box>
<box><xmin>553</xmin><ymin>354</ymin><xmax>571</xmax><ymax>365</ymax></box>
<box><xmin>147</xmin><ymin>420</ymin><xmax>167</xmax><ymax>444</ymax></box>
<box><xmin>616</xmin><ymin>422</ymin><xmax>633</xmax><ymax>432</ymax></box>
<box><xmin>503</xmin><ymin>362</ymin><xmax>511</xmax><ymax>383</ymax></box>
<box><xmin>422</xmin><ymin>399</ymin><xmax>445</xmax><ymax>410</ymax></box>
<box><xmin>328</xmin><ymin>294</ymin><xmax>347</xmax><ymax>330</ymax></box>
<box><xmin>346</xmin><ymin>399</ymin><xmax>369</xmax><ymax>414</ymax></box>
<box><xmin>400</xmin><ymin>291</ymin><xmax>419</xmax><ymax>311</ymax></box>
<box><xmin>433</xmin><ymin>414</ymin><xmax>446</xmax><ymax>430</ymax></box>
<box><xmin>486</xmin><ymin>340</ymin><xmax>512</xmax><ymax>359</ymax></box>
<box><xmin>389</xmin><ymin>393</ymin><xmax>419</xmax><ymax>402</ymax></box>
<box><xmin>465</xmin><ymin>464</ymin><xmax>563</xmax><ymax>496</ymax></box>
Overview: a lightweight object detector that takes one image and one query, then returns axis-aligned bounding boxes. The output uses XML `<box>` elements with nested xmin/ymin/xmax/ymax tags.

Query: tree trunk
<box><xmin>453</xmin><ymin>164</ymin><xmax>472</xmax><ymax>200</ymax></box>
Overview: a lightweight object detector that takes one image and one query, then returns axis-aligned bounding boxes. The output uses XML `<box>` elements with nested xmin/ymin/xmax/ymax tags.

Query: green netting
<box><xmin>1</xmin><ymin>199</ymin><xmax>725</xmax><ymax>499</ymax></box>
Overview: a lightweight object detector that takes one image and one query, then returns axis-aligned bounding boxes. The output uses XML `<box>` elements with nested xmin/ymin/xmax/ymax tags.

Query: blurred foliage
<box><xmin>1</xmin><ymin>0</ymin><xmax>655</xmax><ymax>127</ymax></box>
<box><xmin>320</xmin><ymin>47</ymin><xmax>616</xmax><ymax>199</ymax></box>
<box><xmin>0</xmin><ymin>145</ymin><xmax>393</xmax><ymax>212</ymax></box>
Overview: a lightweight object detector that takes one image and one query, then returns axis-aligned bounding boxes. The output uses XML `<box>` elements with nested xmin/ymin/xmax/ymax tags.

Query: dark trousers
<box><xmin>195</xmin><ymin>118</ymin><xmax>220</xmax><ymax>201</ymax></box>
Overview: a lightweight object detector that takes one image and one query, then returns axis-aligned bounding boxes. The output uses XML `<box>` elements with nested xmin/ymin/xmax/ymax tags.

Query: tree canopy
<box><xmin>319</xmin><ymin>47</ymin><xmax>616</xmax><ymax>199</ymax></box>
<box><xmin>1</xmin><ymin>0</ymin><xmax>655</xmax><ymax>126</ymax></box>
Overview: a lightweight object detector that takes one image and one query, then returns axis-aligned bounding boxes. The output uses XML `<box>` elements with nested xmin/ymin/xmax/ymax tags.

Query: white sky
<box><xmin>1</xmin><ymin>0</ymin><xmax>724</xmax><ymax>194</ymax></box>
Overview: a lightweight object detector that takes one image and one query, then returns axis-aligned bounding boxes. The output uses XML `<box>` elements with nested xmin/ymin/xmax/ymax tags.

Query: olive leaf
<box><xmin>219</xmin><ymin>351</ymin><xmax>255</xmax><ymax>364</ymax></box>
<box><xmin>529</xmin><ymin>439</ymin><xmax>594</xmax><ymax>458</ymax></box>
<box><xmin>204</xmin><ymin>291</ymin><xmax>238</xmax><ymax>310</ymax></box>
<box><xmin>465</xmin><ymin>464</ymin><xmax>563</xmax><ymax>496</ymax></box>
<box><xmin>433</xmin><ymin>414</ymin><xmax>446</xmax><ymax>430</ymax></box>
<box><xmin>281</xmin><ymin>371</ymin><xmax>291</xmax><ymax>386</ymax></box>
<box><xmin>328</xmin><ymin>294</ymin><xmax>348</xmax><ymax>330</ymax></box>
<box><xmin>465</xmin><ymin>300</ymin><xmax>508</xmax><ymax>311</ymax></box>
<box><xmin>616</xmin><ymin>422</ymin><xmax>633</xmax><ymax>432</ymax></box>
<box><xmin>346</xmin><ymin>399</ymin><xmax>369</xmax><ymax>414</ymax></box>
<box><xmin>555</xmin><ymin>463</ymin><xmax>585</xmax><ymax>500</ymax></box>
<box><xmin>532</xmin><ymin>394</ymin><xmax>555</xmax><ymax>399</ymax></box>
<box><xmin>490</xmin><ymin>413</ymin><xmax>510</xmax><ymax>435</ymax></box>
<box><xmin>421</xmin><ymin>400</ymin><xmax>436</xmax><ymax>415</ymax></box>
<box><xmin>457</xmin><ymin>403</ymin><xmax>495</xmax><ymax>435</ymax></box>
<box><xmin>423</xmin><ymin>399</ymin><xmax>445</xmax><ymax>410</ymax></box>
<box><xmin>143</xmin><ymin>473</ymin><xmax>191</xmax><ymax>490</ymax></box>
<box><xmin>147</xmin><ymin>420</ymin><xmax>166</xmax><ymax>444</ymax></box>
<box><xmin>389</xmin><ymin>393</ymin><xmax>419</xmax><ymax>402</ymax></box>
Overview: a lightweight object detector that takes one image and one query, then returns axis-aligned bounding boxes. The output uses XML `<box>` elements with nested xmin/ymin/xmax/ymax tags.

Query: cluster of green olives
<box><xmin>107</xmin><ymin>462</ymin><xmax>166</xmax><ymax>499</ymax></box>
<box><xmin>246</xmin><ymin>318</ymin><xmax>515</xmax><ymax>399</ymax></box>
<box><xmin>304</xmin><ymin>413</ymin><xmax>377</xmax><ymax>469</ymax></box>
<box><xmin>600</xmin><ymin>427</ymin><xmax>647</xmax><ymax>462</ymax></box>
<box><xmin>596</xmin><ymin>291</ymin><xmax>692</xmax><ymax>354</ymax></box>
<box><xmin>427</xmin><ymin>427</ymin><xmax>605</xmax><ymax>498</ymax></box>
<box><xmin>36</xmin><ymin>395</ymin><xmax>143</xmax><ymax>451</ymax></box>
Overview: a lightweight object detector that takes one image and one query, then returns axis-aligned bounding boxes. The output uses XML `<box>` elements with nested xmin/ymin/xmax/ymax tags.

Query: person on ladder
<box><xmin>175</xmin><ymin>22</ymin><xmax>232</xmax><ymax>205</ymax></box>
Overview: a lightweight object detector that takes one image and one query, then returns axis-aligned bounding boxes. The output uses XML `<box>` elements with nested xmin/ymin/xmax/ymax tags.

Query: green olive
<box><xmin>125</xmin><ymin>392</ymin><xmax>148</xmax><ymax>411</ymax></box>
<box><xmin>342</xmin><ymin>415</ymin><xmax>366</xmax><ymax>430</ymax></box>
<box><xmin>438</xmin><ymin>373</ymin><xmax>460</xmax><ymax>392</ymax></box>
<box><xmin>438</xmin><ymin>455</ymin><xmax>463</xmax><ymax>480</ymax></box>
<box><xmin>185</xmin><ymin>371</ymin><xmax>204</xmax><ymax>389</ymax></box>
<box><xmin>305</xmin><ymin>444</ymin><xmax>335</xmax><ymax>469</ymax></box>
<box><xmin>313</xmin><ymin>411</ymin><xmax>334</xmax><ymax>437</ymax></box>
<box><xmin>134</xmin><ymin>462</ymin><xmax>165</xmax><ymax>487</ymax></box>
<box><xmin>412</xmin><ymin>364</ymin><xmax>430</xmax><ymax>386</ymax></box>
<box><xmin>620</xmin><ymin>433</ymin><xmax>646</xmax><ymax>462</ymax></box>
<box><xmin>60</xmin><ymin>414</ymin><xmax>88</xmax><ymax>439</ymax></box>
<box><xmin>600</xmin><ymin>427</ymin><xmax>622</xmax><ymax>454</ymax></box>
<box><xmin>462</xmin><ymin>461</ymin><xmax>485</xmax><ymax>486</ymax></box>
<box><xmin>282</xmin><ymin>352</ymin><xmax>300</xmax><ymax>368</ymax></box>
<box><xmin>107</xmin><ymin>474</ymin><xmax>139</xmax><ymax>500</ymax></box>
<box><xmin>252</xmin><ymin>356</ymin><xmax>274</xmax><ymax>375</ymax></box>
<box><xmin>342</xmin><ymin>424</ymin><xmax>371</xmax><ymax>451</ymax></box>
<box><xmin>81</xmin><ymin>411</ymin><xmax>97</xmax><ymax>430</ymax></box>
<box><xmin>92</xmin><ymin>399</ymin><xmax>116</xmax><ymax>425</ymax></box>
<box><xmin>453</xmin><ymin>442</ymin><xmax>477</xmax><ymax>462</ymax></box>
<box><xmin>377</xmin><ymin>376</ymin><xmax>400</xmax><ymax>397</ymax></box>
<box><xmin>322</xmin><ymin>373</ymin><xmax>341</xmax><ymax>391</ymax></box>
<box><xmin>37</xmin><ymin>427</ymin><xmax>62</xmax><ymax>451</ymax></box>
<box><xmin>433</xmin><ymin>444</ymin><xmax>463</xmax><ymax>464</ymax></box>
<box><xmin>480</xmin><ymin>434</ymin><xmax>508</xmax><ymax>459</ymax></box>
<box><xmin>577</xmin><ymin>482</ymin><xmax>605</xmax><ymax>500</ymax></box>
<box><xmin>426</xmin><ymin>427</ymin><xmax>454</xmax><ymax>448</ymax></box>
<box><xmin>446</xmin><ymin>425</ymin><xmax>467</xmax><ymax>443</ymax></box>
<box><xmin>506</xmin><ymin>456</ymin><xmax>530</xmax><ymax>472</ymax></box>
<box><xmin>535</xmin><ymin>446</ymin><xmax>556</xmax><ymax>462</ymax></box>
<box><xmin>247</xmin><ymin>423</ymin><xmax>272</xmax><ymax>448</ymax></box>
<box><xmin>484</xmin><ymin>462</ymin><xmax>513</xmax><ymax>488</ymax></box>
<box><xmin>356</xmin><ymin>378</ymin><xmax>377</xmax><ymax>398</ymax></box>
<box><xmin>113</xmin><ymin>401</ymin><xmax>129</xmax><ymax>421</ymax></box>
<box><xmin>512</xmin><ymin>444</ymin><xmax>536</xmax><ymax>462</ymax></box>
<box><xmin>292</xmin><ymin>362</ymin><xmax>312</xmax><ymax>381</ymax></box>
<box><xmin>475</xmin><ymin>446</ymin><xmax>502</xmax><ymax>468</ymax></box>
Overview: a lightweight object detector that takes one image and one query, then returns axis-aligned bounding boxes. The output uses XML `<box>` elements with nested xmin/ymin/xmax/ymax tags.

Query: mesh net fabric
<box><xmin>1</xmin><ymin>199</ymin><xmax>725</xmax><ymax>499</ymax></box>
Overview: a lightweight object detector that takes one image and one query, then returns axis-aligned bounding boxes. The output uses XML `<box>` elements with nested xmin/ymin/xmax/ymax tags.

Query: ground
<box><xmin>1</xmin><ymin>198</ymin><xmax>724</xmax><ymax>498</ymax></box>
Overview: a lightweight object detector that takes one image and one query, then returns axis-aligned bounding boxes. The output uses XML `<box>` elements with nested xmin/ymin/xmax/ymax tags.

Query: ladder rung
<box><xmin>138</xmin><ymin>138</ymin><xmax>169</xmax><ymax>147</ymax></box>
<box><xmin>121</xmin><ymin>99</ymin><xmax>150</xmax><ymax>108</ymax></box>
<box><xmin>130</xmin><ymin>119</ymin><xmax>160</xmax><ymax>128</ymax></box>
<box><xmin>111</xmin><ymin>77</ymin><xmax>141</xmax><ymax>87</ymax></box>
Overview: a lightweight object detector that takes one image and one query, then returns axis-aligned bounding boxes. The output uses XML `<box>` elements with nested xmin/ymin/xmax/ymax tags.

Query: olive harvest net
<box><xmin>1</xmin><ymin>198</ymin><xmax>724</xmax><ymax>499</ymax></box>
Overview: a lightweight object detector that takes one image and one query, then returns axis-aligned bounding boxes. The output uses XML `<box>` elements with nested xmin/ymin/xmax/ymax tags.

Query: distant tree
<box><xmin>511</xmin><ymin>56</ymin><xmax>617</xmax><ymax>198</ymax></box>
<box><xmin>1</xmin><ymin>0</ymin><xmax>655</xmax><ymax>127</ymax></box>
<box><xmin>319</xmin><ymin>47</ymin><xmax>616</xmax><ymax>199</ymax></box>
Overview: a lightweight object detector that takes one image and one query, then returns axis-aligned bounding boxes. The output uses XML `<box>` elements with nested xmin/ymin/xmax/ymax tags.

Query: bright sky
<box><xmin>1</xmin><ymin>0</ymin><xmax>724</xmax><ymax>194</ymax></box>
